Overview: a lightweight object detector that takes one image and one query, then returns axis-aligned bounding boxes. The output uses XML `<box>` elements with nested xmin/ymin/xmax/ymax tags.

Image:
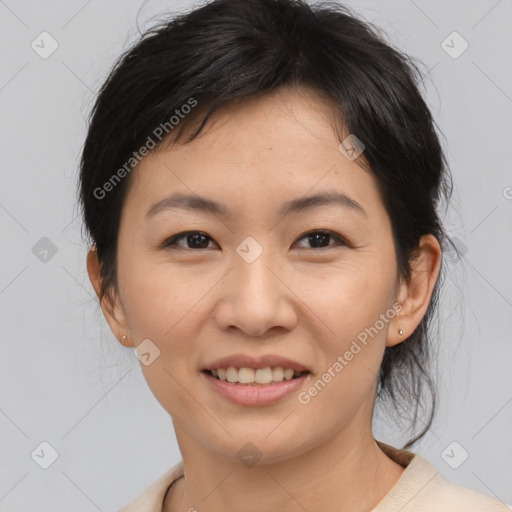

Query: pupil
<box><xmin>188</xmin><ymin>233</ymin><xmax>209</xmax><ymax>249</ymax></box>
<box><xmin>309</xmin><ymin>232</ymin><xmax>330</xmax><ymax>248</ymax></box>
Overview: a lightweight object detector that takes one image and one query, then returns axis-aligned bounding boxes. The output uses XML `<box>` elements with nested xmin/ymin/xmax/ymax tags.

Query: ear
<box><xmin>387</xmin><ymin>234</ymin><xmax>442</xmax><ymax>347</ymax></box>
<box><xmin>86</xmin><ymin>245</ymin><xmax>134</xmax><ymax>347</ymax></box>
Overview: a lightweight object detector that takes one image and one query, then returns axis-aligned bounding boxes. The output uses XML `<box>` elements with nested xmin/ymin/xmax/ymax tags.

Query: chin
<box><xmin>203</xmin><ymin>428</ymin><xmax>315</xmax><ymax>467</ymax></box>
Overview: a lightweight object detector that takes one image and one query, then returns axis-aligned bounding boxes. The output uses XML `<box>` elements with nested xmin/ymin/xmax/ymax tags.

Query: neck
<box><xmin>165</xmin><ymin>425</ymin><xmax>406</xmax><ymax>512</ymax></box>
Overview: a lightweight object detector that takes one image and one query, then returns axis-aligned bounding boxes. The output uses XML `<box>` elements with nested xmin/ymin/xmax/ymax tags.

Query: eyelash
<box><xmin>161</xmin><ymin>230</ymin><xmax>348</xmax><ymax>251</ymax></box>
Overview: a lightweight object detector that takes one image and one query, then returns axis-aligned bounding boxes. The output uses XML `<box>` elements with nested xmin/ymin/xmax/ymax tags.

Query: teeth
<box><xmin>226</xmin><ymin>367</ymin><xmax>238</xmax><ymax>383</ymax></box>
<box><xmin>284</xmin><ymin>368</ymin><xmax>294</xmax><ymax>380</ymax></box>
<box><xmin>272</xmin><ymin>367</ymin><xmax>284</xmax><ymax>382</ymax></box>
<box><xmin>210</xmin><ymin>366</ymin><xmax>306</xmax><ymax>384</ymax></box>
<box><xmin>238</xmin><ymin>367</ymin><xmax>255</xmax><ymax>384</ymax></box>
<box><xmin>255</xmin><ymin>367</ymin><xmax>272</xmax><ymax>384</ymax></box>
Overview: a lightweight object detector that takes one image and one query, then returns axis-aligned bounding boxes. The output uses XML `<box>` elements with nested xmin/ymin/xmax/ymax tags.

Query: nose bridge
<box><xmin>233</xmin><ymin>236</ymin><xmax>280</xmax><ymax>305</ymax></box>
<box><xmin>213</xmin><ymin>235</ymin><xmax>297</xmax><ymax>336</ymax></box>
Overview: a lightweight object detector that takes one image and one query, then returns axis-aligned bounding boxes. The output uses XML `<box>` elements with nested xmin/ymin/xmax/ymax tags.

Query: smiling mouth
<box><xmin>203</xmin><ymin>367</ymin><xmax>309</xmax><ymax>385</ymax></box>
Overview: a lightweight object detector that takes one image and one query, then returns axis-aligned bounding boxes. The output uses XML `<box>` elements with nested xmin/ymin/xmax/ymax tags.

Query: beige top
<box><xmin>119</xmin><ymin>441</ymin><xmax>512</xmax><ymax>511</ymax></box>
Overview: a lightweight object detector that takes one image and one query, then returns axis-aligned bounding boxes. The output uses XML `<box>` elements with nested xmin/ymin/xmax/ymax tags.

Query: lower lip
<box><xmin>202</xmin><ymin>371</ymin><xmax>310</xmax><ymax>406</ymax></box>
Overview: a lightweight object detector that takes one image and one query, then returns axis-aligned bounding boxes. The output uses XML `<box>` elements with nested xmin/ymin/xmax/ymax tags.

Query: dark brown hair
<box><xmin>78</xmin><ymin>0</ymin><xmax>454</xmax><ymax>449</ymax></box>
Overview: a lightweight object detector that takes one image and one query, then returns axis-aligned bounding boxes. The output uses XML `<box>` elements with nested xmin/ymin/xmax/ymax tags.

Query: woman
<box><xmin>79</xmin><ymin>0</ymin><xmax>511</xmax><ymax>510</ymax></box>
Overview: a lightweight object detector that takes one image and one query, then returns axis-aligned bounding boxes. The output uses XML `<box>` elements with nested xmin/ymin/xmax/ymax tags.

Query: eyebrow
<box><xmin>145</xmin><ymin>190</ymin><xmax>367</xmax><ymax>220</ymax></box>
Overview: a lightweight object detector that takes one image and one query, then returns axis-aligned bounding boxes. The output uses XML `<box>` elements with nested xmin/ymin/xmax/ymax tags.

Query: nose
<box><xmin>212</xmin><ymin>250</ymin><xmax>298</xmax><ymax>337</ymax></box>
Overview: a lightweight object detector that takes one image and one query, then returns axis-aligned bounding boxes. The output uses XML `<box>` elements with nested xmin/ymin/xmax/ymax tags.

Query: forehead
<box><xmin>122</xmin><ymin>87</ymin><xmax>384</xmax><ymax>222</ymax></box>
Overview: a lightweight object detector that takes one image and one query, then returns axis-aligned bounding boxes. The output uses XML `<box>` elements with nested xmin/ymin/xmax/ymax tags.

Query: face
<box><xmin>99</xmin><ymin>87</ymin><xmax>407</xmax><ymax>463</ymax></box>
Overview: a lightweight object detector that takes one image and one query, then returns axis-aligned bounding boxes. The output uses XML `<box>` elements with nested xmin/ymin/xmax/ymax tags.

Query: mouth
<box><xmin>201</xmin><ymin>366</ymin><xmax>311</xmax><ymax>406</ymax></box>
<box><xmin>202</xmin><ymin>367</ymin><xmax>310</xmax><ymax>385</ymax></box>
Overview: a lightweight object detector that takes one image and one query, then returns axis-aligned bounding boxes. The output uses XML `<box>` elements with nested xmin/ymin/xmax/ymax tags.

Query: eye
<box><xmin>161</xmin><ymin>229</ymin><xmax>347</xmax><ymax>251</ymax></box>
<box><xmin>162</xmin><ymin>231</ymin><xmax>218</xmax><ymax>250</ymax></box>
<box><xmin>294</xmin><ymin>230</ymin><xmax>347</xmax><ymax>250</ymax></box>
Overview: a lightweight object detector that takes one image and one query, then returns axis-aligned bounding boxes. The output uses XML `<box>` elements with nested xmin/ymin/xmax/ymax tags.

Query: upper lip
<box><xmin>203</xmin><ymin>354</ymin><xmax>310</xmax><ymax>372</ymax></box>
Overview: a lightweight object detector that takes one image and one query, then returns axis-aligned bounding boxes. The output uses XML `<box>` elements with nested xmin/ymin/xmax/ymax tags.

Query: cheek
<box><xmin>295</xmin><ymin>268</ymin><xmax>391</xmax><ymax>419</ymax></box>
<box><xmin>120</xmin><ymin>252</ymin><xmax>208</xmax><ymax>339</ymax></box>
<box><xmin>120</xmin><ymin>266</ymin><xmax>204</xmax><ymax>418</ymax></box>
<box><xmin>293</xmin><ymin>258</ymin><xmax>393</xmax><ymax>343</ymax></box>
<box><xmin>119</xmin><ymin>255</ymin><xmax>215</xmax><ymax>366</ymax></box>
<box><xmin>291</xmin><ymin>262</ymin><xmax>394</xmax><ymax>413</ymax></box>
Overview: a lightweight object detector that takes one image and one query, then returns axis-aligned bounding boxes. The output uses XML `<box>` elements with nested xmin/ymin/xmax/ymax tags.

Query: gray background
<box><xmin>0</xmin><ymin>0</ymin><xmax>511</xmax><ymax>510</ymax></box>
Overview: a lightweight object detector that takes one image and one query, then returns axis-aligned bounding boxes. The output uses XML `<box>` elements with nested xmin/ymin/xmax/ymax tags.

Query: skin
<box><xmin>87</xmin><ymin>86</ymin><xmax>442</xmax><ymax>512</ymax></box>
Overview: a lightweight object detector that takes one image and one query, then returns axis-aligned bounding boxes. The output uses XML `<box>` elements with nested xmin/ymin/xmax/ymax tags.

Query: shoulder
<box><xmin>415</xmin><ymin>472</ymin><xmax>512</xmax><ymax>511</ymax></box>
<box><xmin>117</xmin><ymin>461</ymin><xmax>184</xmax><ymax>512</ymax></box>
<box><xmin>374</xmin><ymin>450</ymin><xmax>511</xmax><ymax>512</ymax></box>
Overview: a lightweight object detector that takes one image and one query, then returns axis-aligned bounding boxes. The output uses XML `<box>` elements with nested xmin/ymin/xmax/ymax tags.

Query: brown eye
<box><xmin>294</xmin><ymin>230</ymin><xmax>346</xmax><ymax>250</ymax></box>
<box><xmin>162</xmin><ymin>229</ymin><xmax>347</xmax><ymax>251</ymax></box>
<box><xmin>163</xmin><ymin>231</ymin><xmax>217</xmax><ymax>250</ymax></box>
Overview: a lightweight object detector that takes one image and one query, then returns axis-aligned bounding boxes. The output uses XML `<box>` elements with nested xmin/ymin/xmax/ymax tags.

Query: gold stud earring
<box><xmin>396</xmin><ymin>303</ymin><xmax>404</xmax><ymax>336</ymax></box>
<box><xmin>122</xmin><ymin>335</ymin><xmax>127</xmax><ymax>340</ymax></box>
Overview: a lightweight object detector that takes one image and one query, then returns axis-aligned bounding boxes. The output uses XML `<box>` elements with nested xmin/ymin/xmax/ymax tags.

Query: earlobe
<box><xmin>386</xmin><ymin>301</ymin><xmax>408</xmax><ymax>347</ymax></box>
<box><xmin>386</xmin><ymin>234</ymin><xmax>442</xmax><ymax>347</ymax></box>
<box><xmin>86</xmin><ymin>245</ymin><xmax>134</xmax><ymax>347</ymax></box>
<box><xmin>120</xmin><ymin>334</ymin><xmax>133</xmax><ymax>348</ymax></box>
